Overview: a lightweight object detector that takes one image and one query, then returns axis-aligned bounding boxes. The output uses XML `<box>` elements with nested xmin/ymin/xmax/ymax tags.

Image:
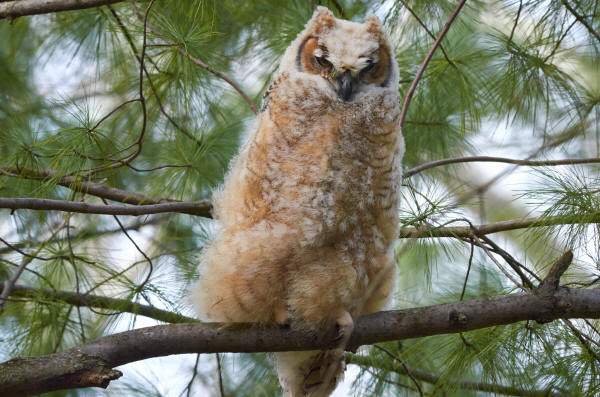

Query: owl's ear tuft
<box><xmin>365</xmin><ymin>13</ymin><xmax>383</xmax><ymax>36</ymax></box>
<box><xmin>308</xmin><ymin>6</ymin><xmax>336</xmax><ymax>34</ymax></box>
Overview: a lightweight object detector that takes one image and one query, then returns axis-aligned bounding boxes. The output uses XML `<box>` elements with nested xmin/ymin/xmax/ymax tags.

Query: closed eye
<box><xmin>362</xmin><ymin>60</ymin><xmax>377</xmax><ymax>73</ymax></box>
<box><xmin>315</xmin><ymin>56</ymin><xmax>332</xmax><ymax>69</ymax></box>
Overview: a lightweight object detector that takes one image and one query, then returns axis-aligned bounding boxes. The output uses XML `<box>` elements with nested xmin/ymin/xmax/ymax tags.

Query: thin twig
<box><xmin>560</xmin><ymin>0</ymin><xmax>600</xmax><ymax>43</ymax></box>
<box><xmin>471</xmin><ymin>234</ymin><xmax>526</xmax><ymax>290</ymax></box>
<box><xmin>2</xmin><ymin>166</ymin><xmax>179</xmax><ymax>206</ymax></box>
<box><xmin>460</xmin><ymin>237</ymin><xmax>474</xmax><ymax>300</ymax></box>
<box><xmin>5</xmin><ymin>282</ymin><xmax>195</xmax><ymax>323</ymax></box>
<box><xmin>399</xmin><ymin>213</ymin><xmax>600</xmax><ymax>238</ymax></box>
<box><xmin>397</xmin><ymin>0</ymin><xmax>453</xmax><ymax>65</ymax></box>
<box><xmin>130</xmin><ymin>1</ymin><xmax>258</xmax><ymax>114</ymax></box>
<box><xmin>399</xmin><ymin>0</ymin><xmax>467</xmax><ymax>128</ymax></box>
<box><xmin>0</xmin><ymin>223</ymin><xmax>66</xmax><ymax>313</ymax></box>
<box><xmin>508</xmin><ymin>0</ymin><xmax>523</xmax><ymax>44</ymax></box>
<box><xmin>107</xmin><ymin>5</ymin><xmax>203</xmax><ymax>147</ymax></box>
<box><xmin>102</xmin><ymin>198</ymin><xmax>153</xmax><ymax>291</ymax></box>
<box><xmin>66</xmin><ymin>209</ymin><xmax>86</xmax><ymax>342</ymax></box>
<box><xmin>347</xmin><ymin>353</ymin><xmax>560</xmax><ymax>397</ymax></box>
<box><xmin>374</xmin><ymin>344</ymin><xmax>424</xmax><ymax>397</ymax></box>
<box><xmin>182</xmin><ymin>354</ymin><xmax>201</xmax><ymax>397</ymax></box>
<box><xmin>216</xmin><ymin>353</ymin><xmax>225</xmax><ymax>397</ymax></box>
<box><xmin>403</xmin><ymin>155</ymin><xmax>600</xmax><ymax>178</ymax></box>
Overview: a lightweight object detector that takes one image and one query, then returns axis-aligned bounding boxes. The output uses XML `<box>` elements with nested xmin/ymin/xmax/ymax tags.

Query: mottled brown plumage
<box><xmin>192</xmin><ymin>7</ymin><xmax>403</xmax><ymax>396</ymax></box>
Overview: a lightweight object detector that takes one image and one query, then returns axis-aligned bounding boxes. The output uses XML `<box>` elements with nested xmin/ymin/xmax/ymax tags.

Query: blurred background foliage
<box><xmin>0</xmin><ymin>0</ymin><xmax>599</xmax><ymax>395</ymax></box>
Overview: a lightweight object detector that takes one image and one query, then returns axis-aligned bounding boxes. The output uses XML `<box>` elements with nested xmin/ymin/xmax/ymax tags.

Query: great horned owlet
<box><xmin>192</xmin><ymin>7</ymin><xmax>403</xmax><ymax>396</ymax></box>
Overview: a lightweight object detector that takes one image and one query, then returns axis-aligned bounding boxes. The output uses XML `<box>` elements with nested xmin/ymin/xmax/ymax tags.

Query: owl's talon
<box><xmin>275</xmin><ymin>305</ymin><xmax>292</xmax><ymax>327</ymax></box>
<box><xmin>332</xmin><ymin>312</ymin><xmax>354</xmax><ymax>344</ymax></box>
<box><xmin>279</xmin><ymin>318</ymin><xmax>292</xmax><ymax>329</ymax></box>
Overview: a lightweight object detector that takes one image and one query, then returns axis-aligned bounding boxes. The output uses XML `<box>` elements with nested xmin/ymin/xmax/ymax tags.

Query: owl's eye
<box><xmin>362</xmin><ymin>60</ymin><xmax>377</xmax><ymax>73</ymax></box>
<box><xmin>315</xmin><ymin>56</ymin><xmax>332</xmax><ymax>69</ymax></box>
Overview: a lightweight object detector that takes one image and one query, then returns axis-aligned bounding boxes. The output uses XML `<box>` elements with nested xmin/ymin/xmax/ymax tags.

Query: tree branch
<box><xmin>130</xmin><ymin>1</ymin><xmax>259</xmax><ymax>114</ymax></box>
<box><xmin>399</xmin><ymin>0</ymin><xmax>467</xmax><ymax>128</ymax></box>
<box><xmin>1</xmin><ymin>286</ymin><xmax>599</xmax><ymax>395</ymax></box>
<box><xmin>403</xmin><ymin>156</ymin><xmax>600</xmax><ymax>178</ymax></box>
<box><xmin>347</xmin><ymin>354</ymin><xmax>560</xmax><ymax>397</ymax></box>
<box><xmin>1</xmin><ymin>196</ymin><xmax>598</xmax><ymax>240</ymax></box>
<box><xmin>399</xmin><ymin>213</ymin><xmax>600</xmax><ymax>238</ymax></box>
<box><xmin>2</xmin><ymin>166</ymin><xmax>175</xmax><ymax>206</ymax></box>
<box><xmin>0</xmin><ymin>198</ymin><xmax>211</xmax><ymax>217</ymax></box>
<box><xmin>560</xmin><ymin>0</ymin><xmax>600</xmax><ymax>43</ymax></box>
<box><xmin>397</xmin><ymin>0</ymin><xmax>454</xmax><ymax>65</ymax></box>
<box><xmin>0</xmin><ymin>0</ymin><xmax>130</xmax><ymax>19</ymax></box>
<box><xmin>6</xmin><ymin>283</ymin><xmax>195</xmax><ymax>324</ymax></box>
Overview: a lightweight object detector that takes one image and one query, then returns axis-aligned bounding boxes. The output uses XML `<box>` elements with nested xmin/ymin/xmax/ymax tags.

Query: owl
<box><xmin>192</xmin><ymin>7</ymin><xmax>404</xmax><ymax>397</ymax></box>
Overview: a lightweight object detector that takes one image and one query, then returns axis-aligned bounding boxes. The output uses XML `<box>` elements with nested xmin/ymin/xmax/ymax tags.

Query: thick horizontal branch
<box><xmin>403</xmin><ymin>156</ymin><xmax>600</xmax><ymax>178</ymax></box>
<box><xmin>0</xmin><ymin>0</ymin><xmax>130</xmax><ymax>19</ymax></box>
<box><xmin>1</xmin><ymin>286</ymin><xmax>599</xmax><ymax>395</ymax></box>
<box><xmin>0</xmin><ymin>198</ymin><xmax>211</xmax><ymax>217</ymax></box>
<box><xmin>7</xmin><ymin>283</ymin><xmax>195</xmax><ymax>324</ymax></box>
<box><xmin>399</xmin><ymin>213</ymin><xmax>600</xmax><ymax>238</ymax></box>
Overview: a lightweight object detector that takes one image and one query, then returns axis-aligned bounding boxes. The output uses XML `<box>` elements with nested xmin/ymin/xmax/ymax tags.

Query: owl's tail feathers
<box><xmin>274</xmin><ymin>349</ymin><xmax>346</xmax><ymax>397</ymax></box>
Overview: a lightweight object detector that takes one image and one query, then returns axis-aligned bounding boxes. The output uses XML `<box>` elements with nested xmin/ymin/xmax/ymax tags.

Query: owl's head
<box><xmin>280</xmin><ymin>7</ymin><xmax>397</xmax><ymax>102</ymax></box>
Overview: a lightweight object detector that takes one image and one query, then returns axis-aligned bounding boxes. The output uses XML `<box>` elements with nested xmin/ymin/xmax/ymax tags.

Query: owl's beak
<box><xmin>337</xmin><ymin>70</ymin><xmax>356</xmax><ymax>102</ymax></box>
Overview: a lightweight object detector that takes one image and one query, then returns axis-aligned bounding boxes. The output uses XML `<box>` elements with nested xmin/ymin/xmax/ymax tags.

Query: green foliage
<box><xmin>1</xmin><ymin>0</ymin><xmax>600</xmax><ymax>396</ymax></box>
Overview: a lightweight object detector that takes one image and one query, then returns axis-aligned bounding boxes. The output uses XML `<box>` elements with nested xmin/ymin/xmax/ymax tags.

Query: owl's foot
<box><xmin>275</xmin><ymin>305</ymin><xmax>292</xmax><ymax>328</ymax></box>
<box><xmin>332</xmin><ymin>311</ymin><xmax>354</xmax><ymax>344</ymax></box>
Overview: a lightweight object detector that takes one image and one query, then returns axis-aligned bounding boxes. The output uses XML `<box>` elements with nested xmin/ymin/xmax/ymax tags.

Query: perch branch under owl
<box><xmin>1</xmin><ymin>268</ymin><xmax>598</xmax><ymax>395</ymax></box>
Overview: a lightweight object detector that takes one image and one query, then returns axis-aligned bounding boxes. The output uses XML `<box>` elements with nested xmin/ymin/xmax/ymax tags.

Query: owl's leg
<box><xmin>306</xmin><ymin>311</ymin><xmax>353</xmax><ymax>396</ymax></box>
<box><xmin>275</xmin><ymin>304</ymin><xmax>292</xmax><ymax>327</ymax></box>
<box><xmin>333</xmin><ymin>311</ymin><xmax>354</xmax><ymax>343</ymax></box>
<box><xmin>361</xmin><ymin>255</ymin><xmax>397</xmax><ymax>315</ymax></box>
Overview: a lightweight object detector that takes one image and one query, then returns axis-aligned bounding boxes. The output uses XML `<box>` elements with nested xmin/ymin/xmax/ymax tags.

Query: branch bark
<box><xmin>1</xmin><ymin>286</ymin><xmax>599</xmax><ymax>395</ymax></box>
<box><xmin>6</xmin><ymin>283</ymin><xmax>196</xmax><ymax>324</ymax></box>
<box><xmin>399</xmin><ymin>0</ymin><xmax>467</xmax><ymax>128</ymax></box>
<box><xmin>399</xmin><ymin>213</ymin><xmax>600</xmax><ymax>238</ymax></box>
<box><xmin>403</xmin><ymin>156</ymin><xmax>600</xmax><ymax>178</ymax></box>
<box><xmin>1</xmin><ymin>196</ymin><xmax>598</xmax><ymax>240</ymax></box>
<box><xmin>0</xmin><ymin>0</ymin><xmax>129</xmax><ymax>19</ymax></box>
<box><xmin>0</xmin><ymin>197</ymin><xmax>211</xmax><ymax>217</ymax></box>
<box><xmin>2</xmin><ymin>166</ymin><xmax>174</xmax><ymax>206</ymax></box>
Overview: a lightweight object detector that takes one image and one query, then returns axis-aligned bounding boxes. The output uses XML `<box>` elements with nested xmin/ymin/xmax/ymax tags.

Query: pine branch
<box><xmin>399</xmin><ymin>0</ymin><xmax>467</xmax><ymax>128</ymax></box>
<box><xmin>347</xmin><ymin>354</ymin><xmax>560</xmax><ymax>397</ymax></box>
<box><xmin>0</xmin><ymin>215</ymin><xmax>165</xmax><ymax>254</ymax></box>
<box><xmin>0</xmin><ymin>0</ymin><xmax>130</xmax><ymax>19</ymax></box>
<box><xmin>396</xmin><ymin>0</ymin><xmax>454</xmax><ymax>65</ymax></box>
<box><xmin>2</xmin><ymin>166</ymin><xmax>174</xmax><ymax>206</ymax></box>
<box><xmin>5</xmin><ymin>283</ymin><xmax>195</xmax><ymax>324</ymax></box>
<box><xmin>399</xmin><ymin>213</ymin><xmax>600</xmax><ymax>238</ymax></box>
<box><xmin>403</xmin><ymin>156</ymin><xmax>600</xmax><ymax>178</ymax></box>
<box><xmin>1</xmin><ymin>196</ymin><xmax>598</xmax><ymax>239</ymax></box>
<box><xmin>1</xmin><ymin>284</ymin><xmax>599</xmax><ymax>395</ymax></box>
<box><xmin>560</xmin><ymin>0</ymin><xmax>600</xmax><ymax>43</ymax></box>
<box><xmin>0</xmin><ymin>198</ymin><xmax>211</xmax><ymax>217</ymax></box>
<box><xmin>130</xmin><ymin>1</ymin><xmax>259</xmax><ymax>114</ymax></box>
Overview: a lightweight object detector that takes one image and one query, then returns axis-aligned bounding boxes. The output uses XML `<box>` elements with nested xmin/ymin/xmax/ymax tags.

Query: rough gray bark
<box><xmin>1</xmin><ymin>285</ymin><xmax>599</xmax><ymax>396</ymax></box>
<box><xmin>0</xmin><ymin>0</ymin><xmax>130</xmax><ymax>19</ymax></box>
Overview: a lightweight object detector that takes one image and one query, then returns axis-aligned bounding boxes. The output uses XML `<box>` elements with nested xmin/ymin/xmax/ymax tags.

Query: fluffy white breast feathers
<box><xmin>192</xmin><ymin>6</ymin><xmax>403</xmax><ymax>397</ymax></box>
